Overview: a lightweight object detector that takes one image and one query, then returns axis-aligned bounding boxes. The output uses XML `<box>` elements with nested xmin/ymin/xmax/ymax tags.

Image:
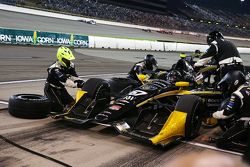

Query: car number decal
<box><xmin>128</xmin><ymin>90</ymin><xmax>148</xmax><ymax>96</ymax></box>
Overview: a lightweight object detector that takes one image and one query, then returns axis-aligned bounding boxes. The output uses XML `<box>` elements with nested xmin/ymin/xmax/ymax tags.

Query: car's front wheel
<box><xmin>175</xmin><ymin>95</ymin><xmax>204</xmax><ymax>139</ymax></box>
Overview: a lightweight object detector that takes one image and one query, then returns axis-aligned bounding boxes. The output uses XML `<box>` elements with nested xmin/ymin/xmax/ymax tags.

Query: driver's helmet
<box><xmin>166</xmin><ymin>70</ymin><xmax>182</xmax><ymax>83</ymax></box>
<box><xmin>175</xmin><ymin>59</ymin><xmax>186</xmax><ymax>71</ymax></box>
<box><xmin>207</xmin><ymin>31</ymin><xmax>224</xmax><ymax>45</ymax></box>
<box><xmin>174</xmin><ymin>58</ymin><xmax>193</xmax><ymax>73</ymax></box>
<box><xmin>144</xmin><ymin>54</ymin><xmax>158</xmax><ymax>70</ymax></box>
<box><xmin>217</xmin><ymin>71</ymin><xmax>246</xmax><ymax>94</ymax></box>
<box><xmin>57</xmin><ymin>46</ymin><xmax>75</xmax><ymax>68</ymax></box>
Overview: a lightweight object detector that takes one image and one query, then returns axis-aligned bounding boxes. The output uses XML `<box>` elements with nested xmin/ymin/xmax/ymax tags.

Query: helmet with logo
<box><xmin>207</xmin><ymin>31</ymin><xmax>224</xmax><ymax>45</ymax></box>
<box><xmin>144</xmin><ymin>54</ymin><xmax>158</xmax><ymax>69</ymax></box>
<box><xmin>217</xmin><ymin>71</ymin><xmax>246</xmax><ymax>94</ymax></box>
<box><xmin>57</xmin><ymin>46</ymin><xmax>75</xmax><ymax>68</ymax></box>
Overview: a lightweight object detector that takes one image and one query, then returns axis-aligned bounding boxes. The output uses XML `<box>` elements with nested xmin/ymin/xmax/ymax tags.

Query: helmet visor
<box><xmin>62</xmin><ymin>58</ymin><xmax>71</xmax><ymax>67</ymax></box>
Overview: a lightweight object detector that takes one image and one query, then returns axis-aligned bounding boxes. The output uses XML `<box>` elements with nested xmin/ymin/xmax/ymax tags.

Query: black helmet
<box><xmin>207</xmin><ymin>31</ymin><xmax>224</xmax><ymax>45</ymax></box>
<box><xmin>194</xmin><ymin>50</ymin><xmax>201</xmax><ymax>58</ymax></box>
<box><xmin>144</xmin><ymin>54</ymin><xmax>158</xmax><ymax>69</ymax></box>
<box><xmin>217</xmin><ymin>71</ymin><xmax>246</xmax><ymax>94</ymax></box>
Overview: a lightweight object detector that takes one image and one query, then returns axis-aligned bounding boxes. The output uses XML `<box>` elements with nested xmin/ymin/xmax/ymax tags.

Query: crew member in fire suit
<box><xmin>194</xmin><ymin>31</ymin><xmax>244</xmax><ymax>80</ymax></box>
<box><xmin>212</xmin><ymin>71</ymin><xmax>250</xmax><ymax>159</ymax></box>
<box><xmin>44</xmin><ymin>46</ymin><xmax>84</xmax><ymax>113</ymax></box>
<box><xmin>128</xmin><ymin>54</ymin><xmax>158</xmax><ymax>81</ymax></box>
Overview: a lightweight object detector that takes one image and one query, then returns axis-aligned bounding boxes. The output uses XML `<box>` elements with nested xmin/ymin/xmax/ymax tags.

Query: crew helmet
<box><xmin>180</xmin><ymin>53</ymin><xmax>187</xmax><ymax>59</ymax></box>
<box><xmin>144</xmin><ymin>54</ymin><xmax>158</xmax><ymax>68</ymax></box>
<box><xmin>217</xmin><ymin>71</ymin><xmax>246</xmax><ymax>94</ymax></box>
<box><xmin>57</xmin><ymin>46</ymin><xmax>75</xmax><ymax>68</ymax></box>
<box><xmin>194</xmin><ymin>50</ymin><xmax>202</xmax><ymax>58</ymax></box>
<box><xmin>207</xmin><ymin>31</ymin><xmax>224</xmax><ymax>45</ymax></box>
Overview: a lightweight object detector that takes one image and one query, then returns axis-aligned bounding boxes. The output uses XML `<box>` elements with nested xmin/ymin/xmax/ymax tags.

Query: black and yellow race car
<box><xmin>51</xmin><ymin>62</ymin><xmax>222</xmax><ymax>146</ymax></box>
<box><xmin>93</xmin><ymin>79</ymin><xmax>222</xmax><ymax>146</ymax></box>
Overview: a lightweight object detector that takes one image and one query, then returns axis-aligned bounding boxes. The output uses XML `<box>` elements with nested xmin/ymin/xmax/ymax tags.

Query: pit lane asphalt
<box><xmin>0</xmin><ymin>46</ymin><xmax>248</xmax><ymax>167</ymax></box>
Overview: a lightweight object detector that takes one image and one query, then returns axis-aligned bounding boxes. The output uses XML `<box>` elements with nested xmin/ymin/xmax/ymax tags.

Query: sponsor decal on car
<box><xmin>109</xmin><ymin>105</ymin><xmax>122</xmax><ymax>111</ymax></box>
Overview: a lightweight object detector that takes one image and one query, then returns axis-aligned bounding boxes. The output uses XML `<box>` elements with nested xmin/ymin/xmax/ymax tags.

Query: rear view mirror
<box><xmin>137</xmin><ymin>74</ymin><xmax>150</xmax><ymax>82</ymax></box>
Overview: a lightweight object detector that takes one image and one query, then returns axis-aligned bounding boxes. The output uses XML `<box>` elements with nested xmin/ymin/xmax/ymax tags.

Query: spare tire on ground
<box><xmin>8</xmin><ymin>94</ymin><xmax>51</xmax><ymax>119</ymax></box>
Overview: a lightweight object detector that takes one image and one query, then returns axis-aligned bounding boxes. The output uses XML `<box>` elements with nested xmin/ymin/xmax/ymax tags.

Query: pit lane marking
<box><xmin>0</xmin><ymin>73</ymin><xmax>127</xmax><ymax>85</ymax></box>
<box><xmin>0</xmin><ymin>100</ymin><xmax>8</xmax><ymax>111</ymax></box>
<box><xmin>183</xmin><ymin>141</ymin><xmax>243</xmax><ymax>156</ymax></box>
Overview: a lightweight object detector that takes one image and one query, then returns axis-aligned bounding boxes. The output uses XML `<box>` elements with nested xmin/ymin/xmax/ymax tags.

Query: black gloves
<box><xmin>74</xmin><ymin>80</ymin><xmax>85</xmax><ymax>88</ymax></box>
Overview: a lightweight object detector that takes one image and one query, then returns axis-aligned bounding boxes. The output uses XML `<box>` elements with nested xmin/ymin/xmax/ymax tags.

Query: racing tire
<box><xmin>83</xmin><ymin>78</ymin><xmax>110</xmax><ymax>98</ymax></box>
<box><xmin>8</xmin><ymin>94</ymin><xmax>50</xmax><ymax>119</ymax></box>
<box><xmin>109</xmin><ymin>77</ymin><xmax>139</xmax><ymax>97</ymax></box>
<box><xmin>175</xmin><ymin>95</ymin><xmax>204</xmax><ymax>139</ymax></box>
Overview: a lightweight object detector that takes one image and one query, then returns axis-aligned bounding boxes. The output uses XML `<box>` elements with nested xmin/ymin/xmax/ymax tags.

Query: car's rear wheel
<box><xmin>175</xmin><ymin>95</ymin><xmax>204</xmax><ymax>139</ymax></box>
<box><xmin>83</xmin><ymin>78</ymin><xmax>110</xmax><ymax>98</ymax></box>
<box><xmin>8</xmin><ymin>94</ymin><xmax>50</xmax><ymax>119</ymax></box>
<box><xmin>109</xmin><ymin>77</ymin><xmax>139</xmax><ymax>97</ymax></box>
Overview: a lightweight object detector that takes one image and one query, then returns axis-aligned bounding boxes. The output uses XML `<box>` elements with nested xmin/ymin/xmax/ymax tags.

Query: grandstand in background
<box><xmin>0</xmin><ymin>0</ymin><xmax>250</xmax><ymax>38</ymax></box>
<box><xmin>100</xmin><ymin>0</ymin><xmax>169</xmax><ymax>15</ymax></box>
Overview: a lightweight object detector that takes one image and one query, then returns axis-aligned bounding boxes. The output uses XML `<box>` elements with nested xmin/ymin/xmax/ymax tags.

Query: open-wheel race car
<box><xmin>94</xmin><ymin>79</ymin><xmax>223</xmax><ymax>146</ymax></box>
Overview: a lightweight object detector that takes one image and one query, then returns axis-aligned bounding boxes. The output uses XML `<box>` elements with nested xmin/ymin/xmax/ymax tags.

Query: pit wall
<box><xmin>1</xmin><ymin>27</ymin><xmax>250</xmax><ymax>54</ymax></box>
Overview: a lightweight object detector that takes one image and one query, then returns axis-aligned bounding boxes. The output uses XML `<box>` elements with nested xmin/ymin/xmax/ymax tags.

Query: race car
<box><xmin>79</xmin><ymin>19</ymin><xmax>97</xmax><ymax>25</ymax></box>
<box><xmin>94</xmin><ymin>78</ymin><xmax>222</xmax><ymax>146</ymax></box>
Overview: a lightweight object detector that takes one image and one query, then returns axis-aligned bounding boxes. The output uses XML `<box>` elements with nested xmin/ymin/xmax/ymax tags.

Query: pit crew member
<box><xmin>44</xmin><ymin>46</ymin><xmax>84</xmax><ymax>113</ymax></box>
<box><xmin>128</xmin><ymin>54</ymin><xmax>158</xmax><ymax>81</ymax></box>
<box><xmin>212</xmin><ymin>71</ymin><xmax>250</xmax><ymax>159</ymax></box>
<box><xmin>194</xmin><ymin>31</ymin><xmax>244</xmax><ymax>79</ymax></box>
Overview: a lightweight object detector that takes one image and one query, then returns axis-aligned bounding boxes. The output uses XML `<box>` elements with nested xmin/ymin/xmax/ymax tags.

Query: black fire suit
<box><xmin>195</xmin><ymin>39</ymin><xmax>244</xmax><ymax>79</ymax></box>
<box><xmin>44</xmin><ymin>61</ymin><xmax>83</xmax><ymax>113</ymax></box>
<box><xmin>213</xmin><ymin>84</ymin><xmax>250</xmax><ymax>153</ymax></box>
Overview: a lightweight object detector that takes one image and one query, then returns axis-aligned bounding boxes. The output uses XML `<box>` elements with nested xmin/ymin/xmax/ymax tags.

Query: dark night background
<box><xmin>183</xmin><ymin>0</ymin><xmax>249</xmax><ymax>14</ymax></box>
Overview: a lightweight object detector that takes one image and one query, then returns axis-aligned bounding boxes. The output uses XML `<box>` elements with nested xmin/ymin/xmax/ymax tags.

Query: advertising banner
<box><xmin>73</xmin><ymin>34</ymin><xmax>89</xmax><ymax>47</ymax></box>
<box><xmin>0</xmin><ymin>28</ymin><xmax>89</xmax><ymax>48</ymax></box>
<box><xmin>35</xmin><ymin>31</ymin><xmax>71</xmax><ymax>46</ymax></box>
<box><xmin>0</xmin><ymin>28</ymin><xmax>34</xmax><ymax>44</ymax></box>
